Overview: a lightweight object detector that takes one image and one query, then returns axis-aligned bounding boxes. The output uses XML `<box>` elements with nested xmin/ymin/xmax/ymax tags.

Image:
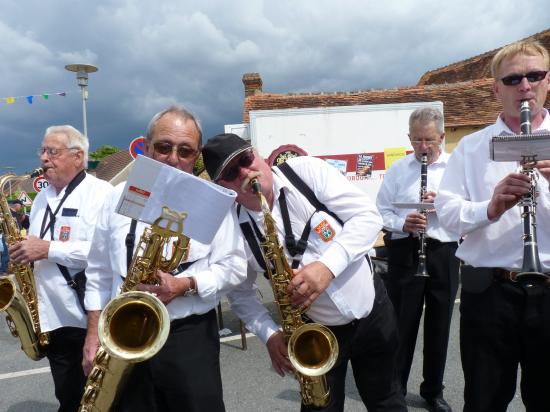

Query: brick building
<box><xmin>241</xmin><ymin>28</ymin><xmax>550</xmax><ymax>152</ymax></box>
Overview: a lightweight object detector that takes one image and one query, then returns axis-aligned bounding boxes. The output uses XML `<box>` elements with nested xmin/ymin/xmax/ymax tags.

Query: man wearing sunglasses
<box><xmin>376</xmin><ymin>107</ymin><xmax>459</xmax><ymax>412</ymax></box>
<box><xmin>83</xmin><ymin>106</ymin><xmax>246</xmax><ymax>412</ymax></box>
<box><xmin>8</xmin><ymin>125</ymin><xmax>113</xmax><ymax>411</ymax></box>
<box><xmin>436</xmin><ymin>40</ymin><xmax>550</xmax><ymax>411</ymax></box>
<box><xmin>203</xmin><ymin>133</ymin><xmax>406</xmax><ymax>412</ymax></box>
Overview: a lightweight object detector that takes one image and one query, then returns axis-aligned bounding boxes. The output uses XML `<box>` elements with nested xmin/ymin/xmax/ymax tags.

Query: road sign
<box><xmin>129</xmin><ymin>136</ymin><xmax>146</xmax><ymax>159</ymax></box>
<box><xmin>33</xmin><ymin>176</ymin><xmax>49</xmax><ymax>192</ymax></box>
<box><xmin>18</xmin><ymin>191</ymin><xmax>32</xmax><ymax>206</ymax></box>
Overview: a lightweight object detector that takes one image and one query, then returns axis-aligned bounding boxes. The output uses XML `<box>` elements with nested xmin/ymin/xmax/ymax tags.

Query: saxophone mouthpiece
<box><xmin>30</xmin><ymin>168</ymin><xmax>44</xmax><ymax>178</ymax></box>
<box><xmin>241</xmin><ymin>171</ymin><xmax>263</xmax><ymax>194</ymax></box>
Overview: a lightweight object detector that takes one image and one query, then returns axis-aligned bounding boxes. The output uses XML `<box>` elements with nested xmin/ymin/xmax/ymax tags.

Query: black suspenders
<box><xmin>239</xmin><ymin>162</ymin><xmax>372</xmax><ymax>273</ymax></box>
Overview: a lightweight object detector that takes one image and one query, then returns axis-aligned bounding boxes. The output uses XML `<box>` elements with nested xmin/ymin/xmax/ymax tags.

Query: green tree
<box><xmin>89</xmin><ymin>145</ymin><xmax>120</xmax><ymax>161</ymax></box>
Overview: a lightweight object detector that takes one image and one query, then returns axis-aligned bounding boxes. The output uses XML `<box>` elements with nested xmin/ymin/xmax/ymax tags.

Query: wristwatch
<box><xmin>183</xmin><ymin>276</ymin><xmax>197</xmax><ymax>297</ymax></box>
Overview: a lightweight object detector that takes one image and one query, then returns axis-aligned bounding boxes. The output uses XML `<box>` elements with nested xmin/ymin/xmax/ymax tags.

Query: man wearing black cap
<box><xmin>203</xmin><ymin>133</ymin><xmax>406</xmax><ymax>412</ymax></box>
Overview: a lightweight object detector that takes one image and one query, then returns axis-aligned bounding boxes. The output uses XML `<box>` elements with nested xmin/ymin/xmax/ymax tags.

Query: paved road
<box><xmin>1</xmin><ymin>276</ymin><xmax>525</xmax><ymax>411</ymax></box>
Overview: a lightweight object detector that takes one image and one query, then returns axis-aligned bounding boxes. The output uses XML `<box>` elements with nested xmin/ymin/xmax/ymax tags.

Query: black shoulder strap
<box><xmin>40</xmin><ymin>170</ymin><xmax>87</xmax><ymax>239</ymax></box>
<box><xmin>237</xmin><ymin>204</ymin><xmax>267</xmax><ymax>272</ymax></box>
<box><xmin>277</xmin><ymin>161</ymin><xmax>373</xmax><ymax>272</ymax></box>
<box><xmin>277</xmin><ymin>162</ymin><xmax>343</xmax><ymax>225</ymax></box>
<box><xmin>125</xmin><ymin>219</ymin><xmax>138</xmax><ymax>271</ymax></box>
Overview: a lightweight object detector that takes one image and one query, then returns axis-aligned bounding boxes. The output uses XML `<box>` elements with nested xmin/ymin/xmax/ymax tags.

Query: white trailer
<box><xmin>247</xmin><ymin>101</ymin><xmax>444</xmax><ymax>202</ymax></box>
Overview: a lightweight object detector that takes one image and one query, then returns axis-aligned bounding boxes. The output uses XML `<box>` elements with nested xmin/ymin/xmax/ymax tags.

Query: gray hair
<box><xmin>408</xmin><ymin>107</ymin><xmax>444</xmax><ymax>135</ymax></box>
<box><xmin>44</xmin><ymin>125</ymin><xmax>89</xmax><ymax>166</ymax></box>
<box><xmin>145</xmin><ymin>105</ymin><xmax>203</xmax><ymax>147</ymax></box>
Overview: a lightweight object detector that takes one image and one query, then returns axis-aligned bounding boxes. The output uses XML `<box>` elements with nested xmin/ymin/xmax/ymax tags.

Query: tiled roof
<box><xmin>418</xmin><ymin>28</ymin><xmax>550</xmax><ymax>85</ymax></box>
<box><xmin>94</xmin><ymin>150</ymin><xmax>133</xmax><ymax>182</ymax></box>
<box><xmin>244</xmin><ymin>78</ymin><xmax>547</xmax><ymax>128</ymax></box>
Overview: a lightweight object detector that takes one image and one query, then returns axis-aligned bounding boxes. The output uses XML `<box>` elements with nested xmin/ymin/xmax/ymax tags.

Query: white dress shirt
<box><xmin>435</xmin><ymin>112</ymin><xmax>550</xmax><ymax>271</ymax></box>
<box><xmin>228</xmin><ymin>156</ymin><xmax>383</xmax><ymax>344</ymax></box>
<box><xmin>377</xmin><ymin>152</ymin><xmax>458</xmax><ymax>242</ymax></box>
<box><xmin>84</xmin><ymin>182</ymin><xmax>247</xmax><ymax>320</ymax></box>
<box><xmin>29</xmin><ymin>173</ymin><xmax>113</xmax><ymax>332</ymax></box>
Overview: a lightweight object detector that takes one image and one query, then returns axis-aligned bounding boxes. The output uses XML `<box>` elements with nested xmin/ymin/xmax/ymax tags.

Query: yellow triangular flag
<box><xmin>5</xmin><ymin>97</ymin><xmax>15</xmax><ymax>104</ymax></box>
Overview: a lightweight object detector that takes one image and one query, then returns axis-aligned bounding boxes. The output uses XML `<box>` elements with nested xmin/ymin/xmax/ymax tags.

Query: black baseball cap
<box><xmin>202</xmin><ymin>133</ymin><xmax>251</xmax><ymax>181</ymax></box>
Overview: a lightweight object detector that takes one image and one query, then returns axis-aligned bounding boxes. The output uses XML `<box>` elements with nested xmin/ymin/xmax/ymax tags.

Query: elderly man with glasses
<box><xmin>83</xmin><ymin>106</ymin><xmax>246</xmax><ymax>412</ymax></box>
<box><xmin>435</xmin><ymin>40</ymin><xmax>550</xmax><ymax>411</ymax></box>
<box><xmin>9</xmin><ymin>125</ymin><xmax>113</xmax><ymax>412</ymax></box>
<box><xmin>202</xmin><ymin>133</ymin><xmax>406</xmax><ymax>412</ymax></box>
<box><xmin>376</xmin><ymin>107</ymin><xmax>459</xmax><ymax>412</ymax></box>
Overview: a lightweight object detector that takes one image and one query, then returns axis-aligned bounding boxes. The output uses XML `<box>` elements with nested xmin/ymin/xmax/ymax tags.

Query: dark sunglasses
<box><xmin>153</xmin><ymin>142</ymin><xmax>197</xmax><ymax>159</ymax></box>
<box><xmin>500</xmin><ymin>70</ymin><xmax>548</xmax><ymax>86</ymax></box>
<box><xmin>218</xmin><ymin>150</ymin><xmax>255</xmax><ymax>182</ymax></box>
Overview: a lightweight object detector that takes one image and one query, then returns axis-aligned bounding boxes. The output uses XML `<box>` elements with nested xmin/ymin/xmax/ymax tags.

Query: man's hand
<box><xmin>82</xmin><ymin>310</ymin><xmax>101</xmax><ymax>376</ymax></box>
<box><xmin>535</xmin><ymin>160</ymin><xmax>550</xmax><ymax>185</ymax></box>
<box><xmin>9</xmin><ymin>236</ymin><xmax>50</xmax><ymax>265</ymax></box>
<box><xmin>487</xmin><ymin>172</ymin><xmax>531</xmax><ymax>220</ymax></box>
<box><xmin>422</xmin><ymin>190</ymin><xmax>437</xmax><ymax>204</ymax></box>
<box><xmin>403</xmin><ymin>212</ymin><xmax>427</xmax><ymax>234</ymax></box>
<box><xmin>288</xmin><ymin>261</ymin><xmax>333</xmax><ymax>309</ymax></box>
<box><xmin>266</xmin><ymin>331</ymin><xmax>293</xmax><ymax>376</ymax></box>
<box><xmin>136</xmin><ymin>270</ymin><xmax>189</xmax><ymax>304</ymax></box>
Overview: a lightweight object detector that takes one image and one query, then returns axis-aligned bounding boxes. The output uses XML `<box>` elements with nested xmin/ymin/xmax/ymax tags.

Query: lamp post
<box><xmin>64</xmin><ymin>64</ymin><xmax>98</xmax><ymax>138</ymax></box>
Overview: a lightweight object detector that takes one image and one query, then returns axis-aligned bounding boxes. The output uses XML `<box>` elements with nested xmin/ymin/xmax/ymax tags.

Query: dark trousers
<box><xmin>385</xmin><ymin>237</ymin><xmax>459</xmax><ymax>399</ymax></box>
<box><xmin>46</xmin><ymin>326</ymin><xmax>87</xmax><ymax>412</ymax></box>
<box><xmin>461</xmin><ymin>276</ymin><xmax>550</xmax><ymax>412</ymax></box>
<box><xmin>301</xmin><ymin>273</ymin><xmax>407</xmax><ymax>412</ymax></box>
<box><xmin>114</xmin><ymin>309</ymin><xmax>225</xmax><ymax>412</ymax></box>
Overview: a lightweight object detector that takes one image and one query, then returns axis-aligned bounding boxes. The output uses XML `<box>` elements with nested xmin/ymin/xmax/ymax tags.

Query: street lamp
<box><xmin>64</xmin><ymin>64</ymin><xmax>98</xmax><ymax>138</ymax></box>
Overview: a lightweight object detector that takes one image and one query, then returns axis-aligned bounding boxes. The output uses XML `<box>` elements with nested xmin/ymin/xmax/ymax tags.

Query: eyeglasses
<box><xmin>37</xmin><ymin>147</ymin><xmax>76</xmax><ymax>158</ymax></box>
<box><xmin>410</xmin><ymin>140</ymin><xmax>440</xmax><ymax>147</ymax></box>
<box><xmin>218</xmin><ymin>150</ymin><xmax>255</xmax><ymax>182</ymax></box>
<box><xmin>152</xmin><ymin>142</ymin><xmax>198</xmax><ymax>159</ymax></box>
<box><xmin>500</xmin><ymin>70</ymin><xmax>548</xmax><ymax>86</ymax></box>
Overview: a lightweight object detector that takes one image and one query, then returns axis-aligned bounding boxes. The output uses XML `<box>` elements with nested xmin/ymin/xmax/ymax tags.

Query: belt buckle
<box><xmin>495</xmin><ymin>268</ymin><xmax>518</xmax><ymax>282</ymax></box>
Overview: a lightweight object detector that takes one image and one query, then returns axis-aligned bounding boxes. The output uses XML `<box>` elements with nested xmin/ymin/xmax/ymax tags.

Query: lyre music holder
<box><xmin>490</xmin><ymin>132</ymin><xmax>550</xmax><ymax>162</ymax></box>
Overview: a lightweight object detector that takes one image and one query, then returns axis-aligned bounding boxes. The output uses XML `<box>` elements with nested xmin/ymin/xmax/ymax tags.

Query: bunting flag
<box><xmin>0</xmin><ymin>91</ymin><xmax>68</xmax><ymax>106</ymax></box>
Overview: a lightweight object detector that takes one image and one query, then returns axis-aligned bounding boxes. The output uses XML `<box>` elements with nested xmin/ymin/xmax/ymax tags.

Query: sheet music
<box><xmin>490</xmin><ymin>132</ymin><xmax>550</xmax><ymax>162</ymax></box>
<box><xmin>116</xmin><ymin>155</ymin><xmax>237</xmax><ymax>244</ymax></box>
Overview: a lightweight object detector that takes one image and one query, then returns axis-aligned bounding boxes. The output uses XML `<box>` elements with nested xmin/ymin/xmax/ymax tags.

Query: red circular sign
<box><xmin>129</xmin><ymin>136</ymin><xmax>146</xmax><ymax>159</ymax></box>
<box><xmin>33</xmin><ymin>176</ymin><xmax>49</xmax><ymax>192</ymax></box>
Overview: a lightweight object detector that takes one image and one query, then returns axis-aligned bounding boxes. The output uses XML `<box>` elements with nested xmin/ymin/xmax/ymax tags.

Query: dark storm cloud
<box><xmin>1</xmin><ymin>0</ymin><xmax>549</xmax><ymax>174</ymax></box>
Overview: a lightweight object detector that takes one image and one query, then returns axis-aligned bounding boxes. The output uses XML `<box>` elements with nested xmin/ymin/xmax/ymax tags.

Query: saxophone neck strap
<box><xmin>39</xmin><ymin>170</ymin><xmax>87</xmax><ymax>240</ymax></box>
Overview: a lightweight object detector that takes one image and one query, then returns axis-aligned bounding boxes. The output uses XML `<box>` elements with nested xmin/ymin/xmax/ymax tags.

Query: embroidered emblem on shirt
<box><xmin>59</xmin><ymin>225</ymin><xmax>71</xmax><ymax>242</ymax></box>
<box><xmin>314</xmin><ymin>220</ymin><xmax>335</xmax><ymax>242</ymax></box>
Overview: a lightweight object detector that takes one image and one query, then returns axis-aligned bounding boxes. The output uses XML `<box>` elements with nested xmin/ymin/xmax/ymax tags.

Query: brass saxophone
<box><xmin>79</xmin><ymin>206</ymin><xmax>190</xmax><ymax>412</ymax></box>
<box><xmin>0</xmin><ymin>168</ymin><xmax>49</xmax><ymax>361</ymax></box>
<box><xmin>251</xmin><ymin>178</ymin><xmax>339</xmax><ymax>408</ymax></box>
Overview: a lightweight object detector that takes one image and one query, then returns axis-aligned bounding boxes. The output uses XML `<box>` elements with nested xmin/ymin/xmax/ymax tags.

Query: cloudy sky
<box><xmin>1</xmin><ymin>0</ymin><xmax>549</xmax><ymax>174</ymax></box>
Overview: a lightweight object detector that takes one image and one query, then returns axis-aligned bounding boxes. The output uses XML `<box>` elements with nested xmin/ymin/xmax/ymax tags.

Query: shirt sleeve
<box><xmin>435</xmin><ymin>138</ymin><xmax>494</xmax><ymax>236</ymax></box>
<box><xmin>376</xmin><ymin>164</ymin><xmax>407</xmax><ymax>234</ymax></box>
<box><xmin>84</xmin><ymin>186</ymin><xmax>120</xmax><ymax>311</ymax></box>
<box><xmin>227</xmin><ymin>266</ymin><xmax>280</xmax><ymax>344</ymax></box>
<box><xmin>188</xmin><ymin>207</ymin><xmax>248</xmax><ymax>299</ymax></box>
<box><xmin>289</xmin><ymin>157</ymin><xmax>382</xmax><ymax>277</ymax></box>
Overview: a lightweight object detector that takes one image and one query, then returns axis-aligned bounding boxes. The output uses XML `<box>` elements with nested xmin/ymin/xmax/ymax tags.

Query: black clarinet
<box><xmin>415</xmin><ymin>153</ymin><xmax>429</xmax><ymax>277</ymax></box>
<box><xmin>516</xmin><ymin>100</ymin><xmax>547</xmax><ymax>283</ymax></box>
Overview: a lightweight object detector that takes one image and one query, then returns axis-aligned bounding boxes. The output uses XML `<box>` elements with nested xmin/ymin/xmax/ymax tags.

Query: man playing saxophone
<box><xmin>8</xmin><ymin>125</ymin><xmax>113</xmax><ymax>412</ymax></box>
<box><xmin>202</xmin><ymin>133</ymin><xmax>406</xmax><ymax>412</ymax></box>
<box><xmin>82</xmin><ymin>106</ymin><xmax>247</xmax><ymax>412</ymax></box>
<box><xmin>376</xmin><ymin>107</ymin><xmax>459</xmax><ymax>412</ymax></box>
<box><xmin>435</xmin><ymin>40</ymin><xmax>550</xmax><ymax>411</ymax></box>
